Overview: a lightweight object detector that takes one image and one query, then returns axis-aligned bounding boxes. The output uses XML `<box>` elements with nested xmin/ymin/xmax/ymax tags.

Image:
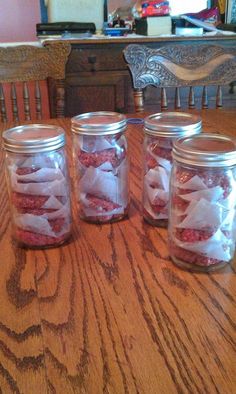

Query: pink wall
<box><xmin>0</xmin><ymin>0</ymin><xmax>41</xmax><ymax>43</ymax></box>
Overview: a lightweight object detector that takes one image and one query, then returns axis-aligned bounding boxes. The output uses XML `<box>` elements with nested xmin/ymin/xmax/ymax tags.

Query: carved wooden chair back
<box><xmin>123</xmin><ymin>44</ymin><xmax>236</xmax><ymax>112</ymax></box>
<box><xmin>0</xmin><ymin>42</ymin><xmax>71</xmax><ymax>122</ymax></box>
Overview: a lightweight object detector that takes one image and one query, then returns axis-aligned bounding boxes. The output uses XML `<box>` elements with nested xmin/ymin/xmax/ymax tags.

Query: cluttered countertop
<box><xmin>37</xmin><ymin>1</ymin><xmax>236</xmax><ymax>44</ymax></box>
<box><xmin>38</xmin><ymin>33</ymin><xmax>236</xmax><ymax>49</ymax></box>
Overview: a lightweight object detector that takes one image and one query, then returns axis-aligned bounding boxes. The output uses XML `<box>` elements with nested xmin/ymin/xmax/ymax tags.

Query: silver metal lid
<box><xmin>173</xmin><ymin>133</ymin><xmax>236</xmax><ymax>167</ymax></box>
<box><xmin>144</xmin><ymin>112</ymin><xmax>202</xmax><ymax>137</ymax></box>
<box><xmin>71</xmin><ymin>111</ymin><xmax>127</xmax><ymax>135</ymax></box>
<box><xmin>2</xmin><ymin>124</ymin><xmax>65</xmax><ymax>153</ymax></box>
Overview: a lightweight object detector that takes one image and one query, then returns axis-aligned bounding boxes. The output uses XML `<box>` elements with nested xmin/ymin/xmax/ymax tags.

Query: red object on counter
<box><xmin>141</xmin><ymin>1</ymin><xmax>170</xmax><ymax>17</ymax></box>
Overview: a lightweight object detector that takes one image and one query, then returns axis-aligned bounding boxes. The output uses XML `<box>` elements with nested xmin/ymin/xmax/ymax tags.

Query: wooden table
<box><xmin>0</xmin><ymin>110</ymin><xmax>235</xmax><ymax>394</ymax></box>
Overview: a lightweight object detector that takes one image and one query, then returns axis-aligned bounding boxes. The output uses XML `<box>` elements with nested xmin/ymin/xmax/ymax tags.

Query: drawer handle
<box><xmin>88</xmin><ymin>56</ymin><xmax>97</xmax><ymax>71</ymax></box>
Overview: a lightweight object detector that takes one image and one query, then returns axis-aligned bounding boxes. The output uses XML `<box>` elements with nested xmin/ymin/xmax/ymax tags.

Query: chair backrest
<box><xmin>0</xmin><ymin>42</ymin><xmax>71</xmax><ymax>122</ymax></box>
<box><xmin>123</xmin><ymin>44</ymin><xmax>236</xmax><ymax>112</ymax></box>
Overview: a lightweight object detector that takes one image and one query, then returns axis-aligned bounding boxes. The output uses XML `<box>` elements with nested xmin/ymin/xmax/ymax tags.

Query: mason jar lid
<box><xmin>2</xmin><ymin>124</ymin><xmax>65</xmax><ymax>153</ymax></box>
<box><xmin>144</xmin><ymin>112</ymin><xmax>202</xmax><ymax>137</ymax></box>
<box><xmin>173</xmin><ymin>133</ymin><xmax>236</xmax><ymax>167</ymax></box>
<box><xmin>71</xmin><ymin>111</ymin><xmax>127</xmax><ymax>135</ymax></box>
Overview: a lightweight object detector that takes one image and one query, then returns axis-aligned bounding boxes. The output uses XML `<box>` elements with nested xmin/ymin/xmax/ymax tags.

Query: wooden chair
<box><xmin>0</xmin><ymin>42</ymin><xmax>71</xmax><ymax>122</ymax></box>
<box><xmin>123</xmin><ymin>44</ymin><xmax>236</xmax><ymax>112</ymax></box>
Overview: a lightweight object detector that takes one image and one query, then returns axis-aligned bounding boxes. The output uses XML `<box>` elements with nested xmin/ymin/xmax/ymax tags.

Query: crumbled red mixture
<box><xmin>16</xmin><ymin>167</ymin><xmax>40</xmax><ymax>175</ymax></box>
<box><xmin>152</xmin><ymin>196</ymin><xmax>167</xmax><ymax>207</ymax></box>
<box><xmin>148</xmin><ymin>195</ymin><xmax>168</xmax><ymax>215</ymax></box>
<box><xmin>175</xmin><ymin>228</ymin><xmax>214</xmax><ymax>242</ymax></box>
<box><xmin>175</xmin><ymin>168</ymin><xmax>232</xmax><ymax>198</ymax></box>
<box><xmin>175</xmin><ymin>168</ymin><xmax>196</xmax><ymax>184</ymax></box>
<box><xmin>201</xmin><ymin>172</ymin><xmax>232</xmax><ymax>198</ymax></box>
<box><xmin>48</xmin><ymin>217</ymin><xmax>65</xmax><ymax>233</ymax></box>
<box><xmin>143</xmin><ymin>208</ymin><xmax>168</xmax><ymax>223</ymax></box>
<box><xmin>145</xmin><ymin>153</ymin><xmax>157</xmax><ymax>169</ymax></box>
<box><xmin>80</xmin><ymin>211</ymin><xmax>124</xmax><ymax>223</ymax></box>
<box><xmin>170</xmin><ymin>243</ymin><xmax>222</xmax><ymax>267</ymax></box>
<box><xmin>79</xmin><ymin>194</ymin><xmax>127</xmax><ymax>223</ymax></box>
<box><xmin>151</xmin><ymin>204</ymin><xmax>168</xmax><ymax>215</ymax></box>
<box><xmin>12</xmin><ymin>193</ymin><xmax>66</xmax><ymax>209</ymax></box>
<box><xmin>17</xmin><ymin>208</ymin><xmax>56</xmax><ymax>215</ymax></box>
<box><xmin>78</xmin><ymin>147</ymin><xmax>125</xmax><ymax>168</ymax></box>
<box><xmin>15</xmin><ymin>228</ymin><xmax>68</xmax><ymax>247</ymax></box>
<box><xmin>171</xmin><ymin>194</ymin><xmax>189</xmax><ymax>212</ymax></box>
<box><xmin>86</xmin><ymin>194</ymin><xmax>121</xmax><ymax>212</ymax></box>
<box><xmin>12</xmin><ymin>193</ymin><xmax>49</xmax><ymax>209</ymax></box>
<box><xmin>150</xmin><ymin>143</ymin><xmax>172</xmax><ymax>162</ymax></box>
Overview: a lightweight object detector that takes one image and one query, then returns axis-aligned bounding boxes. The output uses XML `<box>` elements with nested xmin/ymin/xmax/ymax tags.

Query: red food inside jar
<box><xmin>12</xmin><ymin>193</ymin><xmax>66</xmax><ymax>209</ymax></box>
<box><xmin>10</xmin><ymin>154</ymin><xmax>71</xmax><ymax>248</ymax></box>
<box><xmin>201</xmin><ymin>172</ymin><xmax>232</xmax><ymax>198</ymax></box>
<box><xmin>15</xmin><ymin>228</ymin><xmax>68</xmax><ymax>247</ymax></box>
<box><xmin>12</xmin><ymin>192</ymin><xmax>50</xmax><ymax>209</ymax></box>
<box><xmin>145</xmin><ymin>153</ymin><xmax>157</xmax><ymax>169</ymax></box>
<box><xmin>170</xmin><ymin>242</ymin><xmax>222</xmax><ymax>267</ymax></box>
<box><xmin>77</xmin><ymin>133</ymin><xmax>128</xmax><ymax>223</ymax></box>
<box><xmin>18</xmin><ymin>207</ymin><xmax>56</xmax><ymax>215</ymax></box>
<box><xmin>150</xmin><ymin>196</ymin><xmax>168</xmax><ymax>214</ymax></box>
<box><xmin>78</xmin><ymin>147</ymin><xmax>125</xmax><ymax>168</ymax></box>
<box><xmin>48</xmin><ymin>217</ymin><xmax>65</xmax><ymax>233</ymax></box>
<box><xmin>144</xmin><ymin>143</ymin><xmax>172</xmax><ymax>222</ymax></box>
<box><xmin>171</xmin><ymin>195</ymin><xmax>189</xmax><ymax>212</ymax></box>
<box><xmin>175</xmin><ymin>168</ymin><xmax>195</xmax><ymax>185</ymax></box>
<box><xmin>80</xmin><ymin>194</ymin><xmax>125</xmax><ymax>223</ymax></box>
<box><xmin>175</xmin><ymin>228</ymin><xmax>214</xmax><ymax>242</ymax></box>
<box><xmin>150</xmin><ymin>144</ymin><xmax>172</xmax><ymax>161</ymax></box>
<box><xmin>175</xmin><ymin>168</ymin><xmax>232</xmax><ymax>198</ymax></box>
<box><xmin>170</xmin><ymin>167</ymin><xmax>234</xmax><ymax>267</ymax></box>
<box><xmin>86</xmin><ymin>194</ymin><xmax>121</xmax><ymax>212</ymax></box>
<box><xmin>16</xmin><ymin>167</ymin><xmax>40</xmax><ymax>175</ymax></box>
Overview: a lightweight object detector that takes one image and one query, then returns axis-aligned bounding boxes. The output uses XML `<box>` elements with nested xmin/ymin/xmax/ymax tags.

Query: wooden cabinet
<box><xmin>45</xmin><ymin>35</ymin><xmax>236</xmax><ymax>116</ymax></box>
<box><xmin>64</xmin><ymin>42</ymin><xmax>133</xmax><ymax>115</ymax></box>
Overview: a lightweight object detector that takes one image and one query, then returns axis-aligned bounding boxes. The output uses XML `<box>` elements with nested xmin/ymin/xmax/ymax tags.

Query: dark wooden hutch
<box><xmin>44</xmin><ymin>34</ymin><xmax>236</xmax><ymax>115</ymax></box>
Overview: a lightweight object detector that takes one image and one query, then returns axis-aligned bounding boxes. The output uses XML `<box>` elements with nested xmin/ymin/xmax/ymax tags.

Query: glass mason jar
<box><xmin>2</xmin><ymin>124</ymin><xmax>72</xmax><ymax>248</ymax></box>
<box><xmin>71</xmin><ymin>111</ymin><xmax>129</xmax><ymax>223</ymax></box>
<box><xmin>143</xmin><ymin>112</ymin><xmax>202</xmax><ymax>226</ymax></box>
<box><xmin>169</xmin><ymin>133</ymin><xmax>236</xmax><ymax>272</ymax></box>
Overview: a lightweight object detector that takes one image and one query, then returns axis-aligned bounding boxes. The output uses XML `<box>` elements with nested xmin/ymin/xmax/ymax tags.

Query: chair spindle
<box><xmin>0</xmin><ymin>84</ymin><xmax>7</xmax><ymax>122</ymax></box>
<box><xmin>23</xmin><ymin>82</ymin><xmax>31</xmax><ymax>120</ymax></box>
<box><xmin>216</xmin><ymin>85</ymin><xmax>223</xmax><ymax>108</ymax></box>
<box><xmin>55</xmin><ymin>79</ymin><xmax>66</xmax><ymax>118</ymax></box>
<box><xmin>11</xmin><ymin>83</ymin><xmax>19</xmax><ymax>121</ymax></box>
<box><xmin>35</xmin><ymin>81</ymin><xmax>42</xmax><ymax>120</ymax></box>
<box><xmin>161</xmin><ymin>87</ymin><xmax>168</xmax><ymax>110</ymax></box>
<box><xmin>133</xmin><ymin>89</ymin><xmax>144</xmax><ymax>112</ymax></box>
<box><xmin>175</xmin><ymin>87</ymin><xmax>181</xmax><ymax>109</ymax></box>
<box><xmin>188</xmin><ymin>86</ymin><xmax>195</xmax><ymax>109</ymax></box>
<box><xmin>202</xmin><ymin>86</ymin><xmax>208</xmax><ymax>109</ymax></box>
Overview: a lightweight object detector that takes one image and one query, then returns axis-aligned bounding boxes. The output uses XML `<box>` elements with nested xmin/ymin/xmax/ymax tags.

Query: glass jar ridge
<box><xmin>71</xmin><ymin>111</ymin><xmax>129</xmax><ymax>223</ymax></box>
<box><xmin>3</xmin><ymin>124</ymin><xmax>72</xmax><ymax>248</ymax></box>
<box><xmin>142</xmin><ymin>112</ymin><xmax>202</xmax><ymax>227</ymax></box>
<box><xmin>169</xmin><ymin>133</ymin><xmax>236</xmax><ymax>272</ymax></box>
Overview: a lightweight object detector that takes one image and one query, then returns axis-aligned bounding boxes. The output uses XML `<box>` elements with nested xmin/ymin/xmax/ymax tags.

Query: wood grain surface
<box><xmin>0</xmin><ymin>110</ymin><xmax>235</xmax><ymax>394</ymax></box>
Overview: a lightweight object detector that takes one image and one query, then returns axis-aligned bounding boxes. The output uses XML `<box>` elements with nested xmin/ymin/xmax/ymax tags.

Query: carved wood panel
<box><xmin>124</xmin><ymin>44</ymin><xmax>236</xmax><ymax>89</ymax></box>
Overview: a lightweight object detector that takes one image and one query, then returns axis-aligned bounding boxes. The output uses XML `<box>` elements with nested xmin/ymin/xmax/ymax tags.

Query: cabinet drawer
<box><xmin>67</xmin><ymin>46</ymin><xmax>126</xmax><ymax>72</ymax></box>
<box><xmin>65</xmin><ymin>70</ymin><xmax>132</xmax><ymax>115</ymax></box>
